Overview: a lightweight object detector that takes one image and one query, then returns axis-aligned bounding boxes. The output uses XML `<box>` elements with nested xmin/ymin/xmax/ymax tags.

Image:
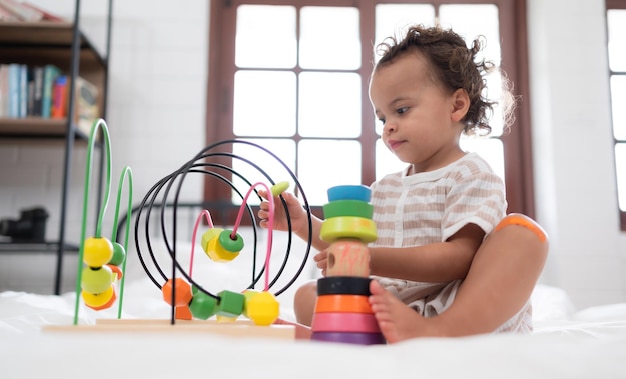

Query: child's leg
<box><xmin>370</xmin><ymin>213</ymin><xmax>549</xmax><ymax>343</ymax></box>
<box><xmin>293</xmin><ymin>279</ymin><xmax>317</xmax><ymax>326</ymax></box>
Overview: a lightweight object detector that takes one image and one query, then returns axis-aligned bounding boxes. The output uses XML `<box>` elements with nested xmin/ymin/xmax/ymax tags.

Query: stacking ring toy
<box><xmin>317</xmin><ymin>276</ymin><xmax>372</xmax><ymax>296</ymax></box>
<box><xmin>311</xmin><ymin>331</ymin><xmax>386</xmax><ymax>345</ymax></box>
<box><xmin>319</xmin><ymin>216</ymin><xmax>377</xmax><ymax>243</ymax></box>
<box><xmin>327</xmin><ymin>185</ymin><xmax>371</xmax><ymax>202</ymax></box>
<box><xmin>322</xmin><ymin>199</ymin><xmax>374</xmax><ymax>219</ymax></box>
<box><xmin>311</xmin><ymin>312</ymin><xmax>381</xmax><ymax>333</ymax></box>
<box><xmin>315</xmin><ymin>294</ymin><xmax>373</xmax><ymax>314</ymax></box>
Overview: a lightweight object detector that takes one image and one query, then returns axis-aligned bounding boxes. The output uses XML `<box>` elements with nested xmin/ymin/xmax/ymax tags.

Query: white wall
<box><xmin>1</xmin><ymin>0</ymin><xmax>625</xmax><ymax>309</ymax></box>
<box><xmin>528</xmin><ymin>0</ymin><xmax>626</xmax><ymax>308</ymax></box>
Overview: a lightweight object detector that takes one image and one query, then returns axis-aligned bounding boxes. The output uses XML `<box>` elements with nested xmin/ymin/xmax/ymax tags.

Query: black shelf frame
<box><xmin>0</xmin><ymin>0</ymin><xmax>113</xmax><ymax>295</ymax></box>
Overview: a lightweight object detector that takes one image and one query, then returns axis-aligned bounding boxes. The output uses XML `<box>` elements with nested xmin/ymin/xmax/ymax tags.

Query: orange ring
<box><xmin>493</xmin><ymin>213</ymin><xmax>547</xmax><ymax>243</ymax></box>
<box><xmin>315</xmin><ymin>294</ymin><xmax>373</xmax><ymax>314</ymax></box>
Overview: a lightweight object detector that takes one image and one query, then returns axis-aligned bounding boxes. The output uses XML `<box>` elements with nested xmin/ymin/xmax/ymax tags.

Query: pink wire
<box><xmin>190</xmin><ymin>183</ymin><xmax>276</xmax><ymax>291</ymax></box>
<box><xmin>231</xmin><ymin>182</ymin><xmax>275</xmax><ymax>291</ymax></box>
<box><xmin>189</xmin><ymin>209</ymin><xmax>215</xmax><ymax>277</ymax></box>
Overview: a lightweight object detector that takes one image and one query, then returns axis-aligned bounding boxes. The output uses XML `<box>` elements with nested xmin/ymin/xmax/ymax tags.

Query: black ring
<box><xmin>317</xmin><ymin>276</ymin><xmax>372</xmax><ymax>296</ymax></box>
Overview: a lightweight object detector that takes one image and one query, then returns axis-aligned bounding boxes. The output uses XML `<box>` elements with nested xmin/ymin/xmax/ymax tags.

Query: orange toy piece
<box><xmin>326</xmin><ymin>239</ymin><xmax>370</xmax><ymax>277</ymax></box>
<box><xmin>175</xmin><ymin>305</ymin><xmax>193</xmax><ymax>320</ymax></box>
<box><xmin>315</xmin><ymin>294</ymin><xmax>373</xmax><ymax>314</ymax></box>
<box><xmin>162</xmin><ymin>278</ymin><xmax>193</xmax><ymax>307</ymax></box>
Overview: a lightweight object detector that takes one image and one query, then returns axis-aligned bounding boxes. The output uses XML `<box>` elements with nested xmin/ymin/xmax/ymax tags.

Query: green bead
<box><xmin>189</xmin><ymin>291</ymin><xmax>217</xmax><ymax>320</ymax></box>
<box><xmin>216</xmin><ymin>290</ymin><xmax>245</xmax><ymax>318</ymax></box>
<box><xmin>218</xmin><ymin>229</ymin><xmax>244</xmax><ymax>252</ymax></box>
<box><xmin>81</xmin><ymin>266</ymin><xmax>114</xmax><ymax>294</ymax></box>
<box><xmin>108</xmin><ymin>242</ymin><xmax>126</xmax><ymax>266</ymax></box>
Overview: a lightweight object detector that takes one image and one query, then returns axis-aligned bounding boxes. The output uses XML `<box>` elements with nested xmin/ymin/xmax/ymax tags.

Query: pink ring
<box><xmin>311</xmin><ymin>312</ymin><xmax>381</xmax><ymax>333</ymax></box>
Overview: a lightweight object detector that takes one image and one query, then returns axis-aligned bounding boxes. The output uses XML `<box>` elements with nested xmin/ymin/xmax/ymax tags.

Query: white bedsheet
<box><xmin>2</xmin><ymin>282</ymin><xmax>626</xmax><ymax>378</ymax></box>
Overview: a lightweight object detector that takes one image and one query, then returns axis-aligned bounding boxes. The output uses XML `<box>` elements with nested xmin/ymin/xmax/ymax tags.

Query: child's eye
<box><xmin>397</xmin><ymin>107</ymin><xmax>409</xmax><ymax>115</ymax></box>
<box><xmin>378</xmin><ymin>118</ymin><xmax>386</xmax><ymax>125</ymax></box>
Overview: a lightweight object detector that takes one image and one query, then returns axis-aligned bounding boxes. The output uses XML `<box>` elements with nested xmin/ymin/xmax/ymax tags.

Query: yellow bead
<box><xmin>201</xmin><ymin>228</ymin><xmax>222</xmax><ymax>253</ymax></box>
<box><xmin>83</xmin><ymin>237</ymin><xmax>113</xmax><ymax>267</ymax></box>
<box><xmin>82</xmin><ymin>285</ymin><xmax>115</xmax><ymax>310</ymax></box>
<box><xmin>205</xmin><ymin>233</ymin><xmax>240</xmax><ymax>262</ymax></box>
<box><xmin>81</xmin><ymin>265</ymin><xmax>114</xmax><ymax>294</ymax></box>
<box><xmin>245</xmin><ymin>291</ymin><xmax>279</xmax><ymax>326</ymax></box>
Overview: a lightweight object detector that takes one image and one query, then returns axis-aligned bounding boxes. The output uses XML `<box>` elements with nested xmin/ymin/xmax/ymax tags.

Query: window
<box><xmin>206</xmin><ymin>0</ymin><xmax>533</xmax><ymax>222</ymax></box>
<box><xmin>607</xmin><ymin>0</ymin><xmax>626</xmax><ymax>230</ymax></box>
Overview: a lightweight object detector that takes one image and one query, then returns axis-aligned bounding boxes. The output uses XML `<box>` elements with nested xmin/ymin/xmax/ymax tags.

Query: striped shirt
<box><xmin>369</xmin><ymin>153</ymin><xmax>528</xmax><ymax>328</ymax></box>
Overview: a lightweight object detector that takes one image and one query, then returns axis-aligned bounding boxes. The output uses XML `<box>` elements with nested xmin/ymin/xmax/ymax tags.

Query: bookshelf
<box><xmin>0</xmin><ymin>0</ymin><xmax>112</xmax><ymax>295</ymax></box>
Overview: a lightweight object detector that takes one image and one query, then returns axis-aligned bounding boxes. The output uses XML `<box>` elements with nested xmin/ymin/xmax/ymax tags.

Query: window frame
<box><xmin>606</xmin><ymin>0</ymin><xmax>626</xmax><ymax>231</ymax></box>
<box><xmin>205</xmin><ymin>0</ymin><xmax>535</xmax><ymax>223</ymax></box>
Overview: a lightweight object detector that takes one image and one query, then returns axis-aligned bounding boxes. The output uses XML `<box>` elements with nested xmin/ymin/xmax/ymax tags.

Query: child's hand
<box><xmin>314</xmin><ymin>249</ymin><xmax>328</xmax><ymax>276</ymax></box>
<box><xmin>257</xmin><ymin>190</ymin><xmax>307</xmax><ymax>234</ymax></box>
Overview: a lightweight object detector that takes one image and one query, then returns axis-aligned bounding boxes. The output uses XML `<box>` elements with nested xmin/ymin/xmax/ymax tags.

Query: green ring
<box><xmin>319</xmin><ymin>216</ymin><xmax>378</xmax><ymax>243</ymax></box>
<box><xmin>323</xmin><ymin>200</ymin><xmax>374</xmax><ymax>219</ymax></box>
<box><xmin>218</xmin><ymin>229</ymin><xmax>244</xmax><ymax>252</ymax></box>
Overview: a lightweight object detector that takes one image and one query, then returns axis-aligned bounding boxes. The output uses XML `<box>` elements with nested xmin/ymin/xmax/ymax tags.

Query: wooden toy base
<box><xmin>42</xmin><ymin>319</ymin><xmax>295</xmax><ymax>340</ymax></box>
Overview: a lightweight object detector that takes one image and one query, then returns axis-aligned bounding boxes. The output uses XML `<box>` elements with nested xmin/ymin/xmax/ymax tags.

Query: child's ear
<box><xmin>450</xmin><ymin>89</ymin><xmax>470</xmax><ymax>122</ymax></box>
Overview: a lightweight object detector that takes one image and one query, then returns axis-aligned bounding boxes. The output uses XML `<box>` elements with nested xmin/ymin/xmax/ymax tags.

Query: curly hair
<box><xmin>374</xmin><ymin>24</ymin><xmax>516</xmax><ymax>136</ymax></box>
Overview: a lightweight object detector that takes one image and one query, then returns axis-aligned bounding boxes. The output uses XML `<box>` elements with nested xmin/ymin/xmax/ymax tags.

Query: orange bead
<box><xmin>106</xmin><ymin>264</ymin><xmax>123</xmax><ymax>280</ymax></box>
<box><xmin>175</xmin><ymin>305</ymin><xmax>193</xmax><ymax>320</ymax></box>
<box><xmin>162</xmin><ymin>278</ymin><xmax>193</xmax><ymax>307</ymax></box>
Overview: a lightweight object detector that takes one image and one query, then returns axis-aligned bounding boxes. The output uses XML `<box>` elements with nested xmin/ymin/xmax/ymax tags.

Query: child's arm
<box><xmin>368</xmin><ymin>223</ymin><xmax>485</xmax><ymax>282</ymax></box>
<box><xmin>257</xmin><ymin>190</ymin><xmax>329</xmax><ymax>252</ymax></box>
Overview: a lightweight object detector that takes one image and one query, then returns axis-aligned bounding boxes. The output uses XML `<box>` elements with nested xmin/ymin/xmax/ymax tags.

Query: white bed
<box><xmin>2</xmin><ymin>208</ymin><xmax>626</xmax><ymax>378</ymax></box>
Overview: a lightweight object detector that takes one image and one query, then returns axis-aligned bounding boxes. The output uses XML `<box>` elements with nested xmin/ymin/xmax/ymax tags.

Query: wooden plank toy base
<box><xmin>42</xmin><ymin>319</ymin><xmax>295</xmax><ymax>340</ymax></box>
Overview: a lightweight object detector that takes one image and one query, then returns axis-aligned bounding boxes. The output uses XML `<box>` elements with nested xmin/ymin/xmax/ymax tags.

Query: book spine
<box><xmin>51</xmin><ymin>75</ymin><xmax>68</xmax><ymax>119</ymax></box>
<box><xmin>0</xmin><ymin>64</ymin><xmax>7</xmax><ymax>117</ymax></box>
<box><xmin>18</xmin><ymin>64</ymin><xmax>27</xmax><ymax>118</ymax></box>
<box><xmin>32</xmin><ymin>66</ymin><xmax>43</xmax><ymax>117</ymax></box>
<box><xmin>41</xmin><ymin>65</ymin><xmax>60</xmax><ymax>118</ymax></box>
<box><xmin>7</xmin><ymin>63</ymin><xmax>20</xmax><ymax>118</ymax></box>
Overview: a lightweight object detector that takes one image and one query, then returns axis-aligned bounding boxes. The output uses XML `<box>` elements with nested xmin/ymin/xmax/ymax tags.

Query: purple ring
<box><xmin>311</xmin><ymin>331</ymin><xmax>386</xmax><ymax>345</ymax></box>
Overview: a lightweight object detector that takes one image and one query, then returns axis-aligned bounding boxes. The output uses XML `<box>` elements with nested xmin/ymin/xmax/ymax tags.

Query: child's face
<box><xmin>369</xmin><ymin>53</ymin><xmax>468</xmax><ymax>173</ymax></box>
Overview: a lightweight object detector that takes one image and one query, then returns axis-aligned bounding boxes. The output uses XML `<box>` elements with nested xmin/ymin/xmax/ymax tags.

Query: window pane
<box><xmin>608</xmin><ymin>10</ymin><xmax>626</xmax><ymax>72</ymax></box>
<box><xmin>440</xmin><ymin>4</ymin><xmax>504</xmax><ymax>137</ymax></box>
<box><xmin>375</xmin><ymin>4</ymin><xmax>436</xmax><ymax>56</ymax></box>
<box><xmin>235</xmin><ymin>5</ymin><xmax>296</xmax><ymax>68</ymax></box>
<box><xmin>231</xmin><ymin>139</ymin><xmax>296</xmax><ymax>205</ymax></box>
<box><xmin>233</xmin><ymin>71</ymin><xmax>296</xmax><ymax>137</ymax></box>
<box><xmin>376</xmin><ymin>138</ymin><xmax>408</xmax><ymax>181</ymax></box>
<box><xmin>298</xmin><ymin>72</ymin><xmax>361</xmax><ymax>138</ymax></box>
<box><xmin>611</xmin><ymin>75</ymin><xmax>626</xmax><ymax>141</ymax></box>
<box><xmin>460</xmin><ymin>137</ymin><xmax>505</xmax><ymax>183</ymax></box>
<box><xmin>298</xmin><ymin>140</ymin><xmax>361</xmax><ymax>205</ymax></box>
<box><xmin>300</xmin><ymin>6</ymin><xmax>360</xmax><ymax>70</ymax></box>
<box><xmin>616</xmin><ymin>144</ymin><xmax>626</xmax><ymax>211</ymax></box>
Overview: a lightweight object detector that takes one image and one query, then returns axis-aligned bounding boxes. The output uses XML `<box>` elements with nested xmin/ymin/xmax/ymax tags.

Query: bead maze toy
<box><xmin>310</xmin><ymin>185</ymin><xmax>386</xmax><ymax>345</ymax></box>
<box><xmin>46</xmin><ymin>135</ymin><xmax>314</xmax><ymax>340</ymax></box>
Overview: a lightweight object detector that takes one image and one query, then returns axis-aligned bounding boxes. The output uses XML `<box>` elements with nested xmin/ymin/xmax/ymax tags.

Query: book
<box><xmin>41</xmin><ymin>64</ymin><xmax>61</xmax><ymax>118</ymax></box>
<box><xmin>7</xmin><ymin>63</ymin><xmax>21</xmax><ymax>118</ymax></box>
<box><xmin>0</xmin><ymin>0</ymin><xmax>44</xmax><ymax>21</ymax></box>
<box><xmin>0</xmin><ymin>65</ymin><xmax>8</xmax><ymax>117</ymax></box>
<box><xmin>18</xmin><ymin>64</ymin><xmax>27</xmax><ymax>118</ymax></box>
<box><xmin>51</xmin><ymin>75</ymin><xmax>67</xmax><ymax>119</ymax></box>
<box><xmin>31</xmin><ymin>65</ymin><xmax>43</xmax><ymax>116</ymax></box>
<box><xmin>51</xmin><ymin>75</ymin><xmax>99</xmax><ymax>135</ymax></box>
